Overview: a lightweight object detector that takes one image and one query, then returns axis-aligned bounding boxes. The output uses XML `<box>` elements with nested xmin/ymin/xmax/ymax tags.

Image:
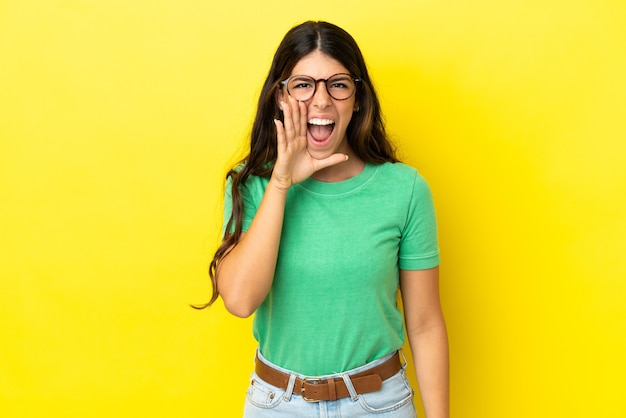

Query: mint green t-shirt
<box><xmin>223</xmin><ymin>162</ymin><xmax>439</xmax><ymax>375</ymax></box>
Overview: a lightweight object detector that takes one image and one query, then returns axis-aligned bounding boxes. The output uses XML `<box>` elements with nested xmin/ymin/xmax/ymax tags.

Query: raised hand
<box><xmin>271</xmin><ymin>95</ymin><xmax>348</xmax><ymax>191</ymax></box>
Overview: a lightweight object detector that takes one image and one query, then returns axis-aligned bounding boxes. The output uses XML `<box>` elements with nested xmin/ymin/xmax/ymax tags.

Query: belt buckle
<box><xmin>300</xmin><ymin>377</ymin><xmax>321</xmax><ymax>402</ymax></box>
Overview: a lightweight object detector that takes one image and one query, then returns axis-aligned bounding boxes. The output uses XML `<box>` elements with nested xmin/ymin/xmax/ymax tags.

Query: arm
<box><xmin>400</xmin><ymin>267</ymin><xmax>449</xmax><ymax>418</ymax></box>
<box><xmin>215</xmin><ymin>182</ymin><xmax>287</xmax><ymax>318</ymax></box>
<box><xmin>217</xmin><ymin>96</ymin><xmax>348</xmax><ymax>318</ymax></box>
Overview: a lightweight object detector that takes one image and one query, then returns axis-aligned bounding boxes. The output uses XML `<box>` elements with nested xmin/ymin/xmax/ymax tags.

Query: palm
<box><xmin>272</xmin><ymin>97</ymin><xmax>346</xmax><ymax>189</ymax></box>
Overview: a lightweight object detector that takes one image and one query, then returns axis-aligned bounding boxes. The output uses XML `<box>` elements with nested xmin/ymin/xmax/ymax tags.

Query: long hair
<box><xmin>195</xmin><ymin>21</ymin><xmax>398</xmax><ymax>308</ymax></box>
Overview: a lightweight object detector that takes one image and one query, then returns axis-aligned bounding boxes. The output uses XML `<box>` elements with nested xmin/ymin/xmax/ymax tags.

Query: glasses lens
<box><xmin>287</xmin><ymin>76</ymin><xmax>316</xmax><ymax>101</ymax></box>
<box><xmin>326</xmin><ymin>74</ymin><xmax>356</xmax><ymax>100</ymax></box>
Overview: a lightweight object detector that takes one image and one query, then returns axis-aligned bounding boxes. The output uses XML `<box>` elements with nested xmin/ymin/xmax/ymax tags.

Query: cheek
<box><xmin>336</xmin><ymin>98</ymin><xmax>355</xmax><ymax>119</ymax></box>
<box><xmin>339</xmin><ymin>106</ymin><xmax>355</xmax><ymax>126</ymax></box>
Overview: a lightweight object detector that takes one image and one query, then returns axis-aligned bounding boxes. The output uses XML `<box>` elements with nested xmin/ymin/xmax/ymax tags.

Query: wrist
<box><xmin>268</xmin><ymin>177</ymin><xmax>292</xmax><ymax>194</ymax></box>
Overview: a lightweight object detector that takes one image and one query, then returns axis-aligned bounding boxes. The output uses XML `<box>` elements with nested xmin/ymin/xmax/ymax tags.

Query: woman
<box><xmin>199</xmin><ymin>21</ymin><xmax>449</xmax><ymax>418</ymax></box>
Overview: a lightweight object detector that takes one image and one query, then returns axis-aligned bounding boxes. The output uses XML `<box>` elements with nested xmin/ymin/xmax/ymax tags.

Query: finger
<box><xmin>280</xmin><ymin>99</ymin><xmax>295</xmax><ymax>141</ymax></box>
<box><xmin>297</xmin><ymin>99</ymin><xmax>308</xmax><ymax>140</ymax></box>
<box><xmin>274</xmin><ymin>119</ymin><xmax>285</xmax><ymax>152</ymax></box>
<box><xmin>287</xmin><ymin>95</ymin><xmax>302</xmax><ymax>139</ymax></box>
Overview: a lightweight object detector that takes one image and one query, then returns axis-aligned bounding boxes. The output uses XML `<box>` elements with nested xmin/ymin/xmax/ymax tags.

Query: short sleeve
<box><xmin>398</xmin><ymin>172</ymin><xmax>440</xmax><ymax>270</ymax></box>
<box><xmin>221</xmin><ymin>174</ymin><xmax>265</xmax><ymax>236</ymax></box>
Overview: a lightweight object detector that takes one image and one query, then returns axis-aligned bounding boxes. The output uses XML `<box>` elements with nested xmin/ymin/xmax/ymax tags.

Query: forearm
<box><xmin>216</xmin><ymin>179</ymin><xmax>288</xmax><ymax>317</ymax></box>
<box><xmin>408</xmin><ymin>323</ymin><xmax>449</xmax><ymax>418</ymax></box>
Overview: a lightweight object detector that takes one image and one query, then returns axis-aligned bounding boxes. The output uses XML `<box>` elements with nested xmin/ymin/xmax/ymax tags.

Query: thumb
<box><xmin>312</xmin><ymin>153</ymin><xmax>350</xmax><ymax>172</ymax></box>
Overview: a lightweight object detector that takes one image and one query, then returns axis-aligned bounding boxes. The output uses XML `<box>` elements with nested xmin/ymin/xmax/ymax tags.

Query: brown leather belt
<box><xmin>254</xmin><ymin>352</ymin><xmax>402</xmax><ymax>402</ymax></box>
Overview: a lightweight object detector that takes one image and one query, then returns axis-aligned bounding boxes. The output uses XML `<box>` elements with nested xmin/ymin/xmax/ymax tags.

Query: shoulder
<box><xmin>228</xmin><ymin>162</ymin><xmax>271</xmax><ymax>186</ymax></box>
<box><xmin>375</xmin><ymin>162</ymin><xmax>429</xmax><ymax>188</ymax></box>
<box><xmin>376</xmin><ymin>161</ymin><xmax>415</xmax><ymax>176</ymax></box>
<box><xmin>373</xmin><ymin>163</ymin><xmax>434</xmax><ymax>208</ymax></box>
<box><xmin>226</xmin><ymin>164</ymin><xmax>270</xmax><ymax>201</ymax></box>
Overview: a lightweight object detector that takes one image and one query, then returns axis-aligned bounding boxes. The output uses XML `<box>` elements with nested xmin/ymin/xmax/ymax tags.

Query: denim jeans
<box><xmin>243</xmin><ymin>350</ymin><xmax>417</xmax><ymax>418</ymax></box>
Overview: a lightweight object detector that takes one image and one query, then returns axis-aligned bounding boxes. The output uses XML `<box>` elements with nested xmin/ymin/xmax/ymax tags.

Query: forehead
<box><xmin>290</xmin><ymin>50</ymin><xmax>349</xmax><ymax>78</ymax></box>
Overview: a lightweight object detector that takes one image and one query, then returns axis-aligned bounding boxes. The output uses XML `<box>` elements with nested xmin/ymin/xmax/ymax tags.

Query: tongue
<box><xmin>308</xmin><ymin>124</ymin><xmax>334</xmax><ymax>142</ymax></box>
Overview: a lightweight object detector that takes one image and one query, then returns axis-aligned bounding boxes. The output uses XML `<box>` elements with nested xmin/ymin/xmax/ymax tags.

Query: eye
<box><xmin>328</xmin><ymin>76</ymin><xmax>353</xmax><ymax>90</ymax></box>
<box><xmin>293</xmin><ymin>82</ymin><xmax>313</xmax><ymax>89</ymax></box>
<box><xmin>289</xmin><ymin>77</ymin><xmax>315</xmax><ymax>90</ymax></box>
<box><xmin>330</xmin><ymin>82</ymin><xmax>349</xmax><ymax>89</ymax></box>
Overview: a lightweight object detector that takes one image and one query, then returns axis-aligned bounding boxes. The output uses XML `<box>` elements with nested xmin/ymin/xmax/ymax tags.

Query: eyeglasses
<box><xmin>280</xmin><ymin>73</ymin><xmax>360</xmax><ymax>102</ymax></box>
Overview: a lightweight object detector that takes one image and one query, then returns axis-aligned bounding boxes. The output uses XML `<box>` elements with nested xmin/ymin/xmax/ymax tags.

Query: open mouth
<box><xmin>307</xmin><ymin>118</ymin><xmax>335</xmax><ymax>142</ymax></box>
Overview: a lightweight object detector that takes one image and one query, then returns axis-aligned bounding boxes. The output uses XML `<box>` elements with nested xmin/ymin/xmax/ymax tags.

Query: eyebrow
<box><xmin>290</xmin><ymin>74</ymin><xmax>351</xmax><ymax>81</ymax></box>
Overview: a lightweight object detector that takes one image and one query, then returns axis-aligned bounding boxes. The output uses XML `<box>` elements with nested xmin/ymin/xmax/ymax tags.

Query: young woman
<box><xmin>199</xmin><ymin>21</ymin><xmax>449</xmax><ymax>418</ymax></box>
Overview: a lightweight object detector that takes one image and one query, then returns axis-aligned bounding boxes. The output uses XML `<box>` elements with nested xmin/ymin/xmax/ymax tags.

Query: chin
<box><xmin>307</xmin><ymin>148</ymin><xmax>333</xmax><ymax>161</ymax></box>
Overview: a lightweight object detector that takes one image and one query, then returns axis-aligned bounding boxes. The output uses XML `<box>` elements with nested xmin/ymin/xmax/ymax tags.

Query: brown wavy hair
<box><xmin>195</xmin><ymin>21</ymin><xmax>398</xmax><ymax>309</ymax></box>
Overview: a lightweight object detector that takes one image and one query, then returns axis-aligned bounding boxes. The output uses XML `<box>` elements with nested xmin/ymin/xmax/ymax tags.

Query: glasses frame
<box><xmin>280</xmin><ymin>73</ymin><xmax>361</xmax><ymax>102</ymax></box>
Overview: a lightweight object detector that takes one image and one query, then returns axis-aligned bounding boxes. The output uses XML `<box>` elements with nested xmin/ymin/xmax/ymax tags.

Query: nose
<box><xmin>311</xmin><ymin>80</ymin><xmax>332</xmax><ymax>108</ymax></box>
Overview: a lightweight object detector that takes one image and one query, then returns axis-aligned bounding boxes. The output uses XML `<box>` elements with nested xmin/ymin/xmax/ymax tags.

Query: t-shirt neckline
<box><xmin>296</xmin><ymin>163</ymin><xmax>379</xmax><ymax>196</ymax></box>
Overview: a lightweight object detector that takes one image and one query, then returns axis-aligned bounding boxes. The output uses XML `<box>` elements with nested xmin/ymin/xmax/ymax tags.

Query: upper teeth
<box><xmin>308</xmin><ymin>118</ymin><xmax>334</xmax><ymax>126</ymax></box>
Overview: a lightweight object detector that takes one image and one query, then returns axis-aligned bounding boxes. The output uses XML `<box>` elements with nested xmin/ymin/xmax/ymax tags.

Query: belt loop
<box><xmin>340</xmin><ymin>373</ymin><xmax>359</xmax><ymax>401</ymax></box>
<box><xmin>283</xmin><ymin>373</ymin><xmax>297</xmax><ymax>401</ymax></box>
<box><xmin>399</xmin><ymin>349</ymin><xmax>408</xmax><ymax>370</ymax></box>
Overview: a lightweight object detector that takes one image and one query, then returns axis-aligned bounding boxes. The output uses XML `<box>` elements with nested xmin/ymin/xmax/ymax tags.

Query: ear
<box><xmin>275</xmin><ymin>85</ymin><xmax>285</xmax><ymax>104</ymax></box>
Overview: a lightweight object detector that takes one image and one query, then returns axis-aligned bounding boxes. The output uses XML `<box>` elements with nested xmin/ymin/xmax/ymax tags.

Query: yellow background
<box><xmin>1</xmin><ymin>0</ymin><xmax>625</xmax><ymax>417</ymax></box>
